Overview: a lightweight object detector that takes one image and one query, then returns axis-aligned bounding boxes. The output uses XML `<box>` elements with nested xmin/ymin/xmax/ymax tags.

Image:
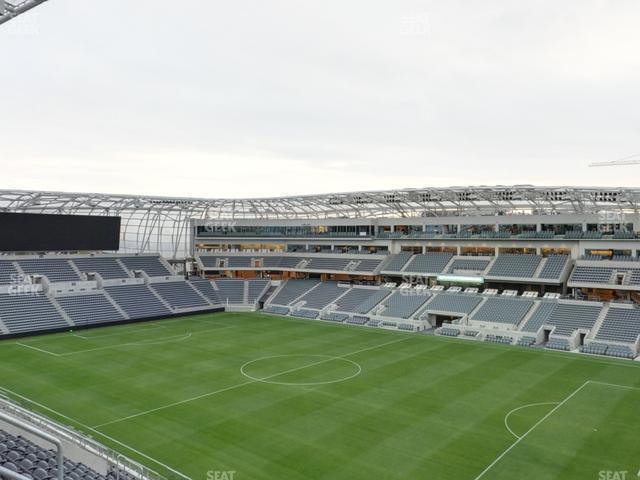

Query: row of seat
<box><xmin>265</xmin><ymin>281</ymin><xmax>639</xmax><ymax>354</ymax></box>
<box><xmin>198</xmin><ymin>255</ymin><xmax>384</xmax><ymax>273</ymax></box>
<box><xmin>0</xmin><ymin>277</ymin><xmax>274</xmax><ymax>337</ymax></box>
<box><xmin>570</xmin><ymin>264</ymin><xmax>640</xmax><ymax>287</ymax></box>
<box><xmin>0</xmin><ymin>429</ymin><xmax>131</xmax><ymax>480</ymax></box>
<box><xmin>0</xmin><ymin>256</ymin><xmax>173</xmax><ymax>285</ymax></box>
<box><xmin>595</xmin><ymin>308</ymin><xmax>640</xmax><ymax>344</ymax></box>
<box><xmin>203</xmin><ymin>252</ymin><xmax>640</xmax><ymax>292</ymax></box>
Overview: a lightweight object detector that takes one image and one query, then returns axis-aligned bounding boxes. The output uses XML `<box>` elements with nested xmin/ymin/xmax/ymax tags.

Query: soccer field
<box><xmin>0</xmin><ymin>312</ymin><xmax>639</xmax><ymax>480</ymax></box>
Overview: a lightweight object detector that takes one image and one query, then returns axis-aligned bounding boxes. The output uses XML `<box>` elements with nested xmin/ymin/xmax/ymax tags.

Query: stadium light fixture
<box><xmin>436</xmin><ymin>275</ymin><xmax>484</xmax><ymax>285</ymax></box>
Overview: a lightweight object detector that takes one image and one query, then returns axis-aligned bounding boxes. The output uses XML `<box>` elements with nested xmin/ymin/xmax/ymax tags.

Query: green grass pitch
<box><xmin>1</xmin><ymin>312</ymin><xmax>639</xmax><ymax>480</ymax></box>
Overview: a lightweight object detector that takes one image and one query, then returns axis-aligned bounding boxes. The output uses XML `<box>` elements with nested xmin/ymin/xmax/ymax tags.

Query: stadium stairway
<box><xmin>11</xmin><ymin>262</ymin><xmax>27</xmax><ymax>282</ymax></box>
<box><xmin>68</xmin><ymin>259</ymin><xmax>84</xmax><ymax>279</ymax></box>
<box><xmin>243</xmin><ymin>281</ymin><xmax>250</xmax><ymax>303</ymax></box>
<box><xmin>147</xmin><ymin>284</ymin><xmax>174</xmax><ymax>311</ymax></box>
<box><xmin>412</xmin><ymin>293</ymin><xmax>440</xmax><ymax>320</ymax></box>
<box><xmin>48</xmin><ymin>296</ymin><xmax>74</xmax><ymax>327</ymax></box>
<box><xmin>150</xmin><ymin>281</ymin><xmax>211</xmax><ymax>312</ymax></box>
<box><xmin>517</xmin><ymin>301</ymin><xmax>543</xmax><ymax>331</ymax></box>
<box><xmin>267</xmin><ymin>280</ymin><xmax>322</xmax><ymax>307</ymax></box>
<box><xmin>0</xmin><ymin>317</ymin><xmax>8</xmax><ymax>335</ymax></box>
<box><xmin>189</xmin><ymin>278</ymin><xmax>223</xmax><ymax>306</ymax></box>
<box><xmin>586</xmin><ymin>304</ymin><xmax>612</xmax><ymax>341</ymax></box>
<box><xmin>440</xmin><ymin>255</ymin><xmax>457</xmax><ymax>274</ymax></box>
<box><xmin>102</xmin><ymin>290</ymin><xmax>131</xmax><ymax>319</ymax></box>
<box><xmin>533</xmin><ymin>257</ymin><xmax>548</xmax><ymax>278</ymax></box>
<box><xmin>55</xmin><ymin>292</ymin><xmax>126</xmax><ymax>327</ymax></box>
<box><xmin>320</xmin><ymin>287</ymin><xmax>358</xmax><ymax>315</ymax></box>
<box><xmin>466</xmin><ymin>296</ymin><xmax>488</xmax><ymax>319</ymax></box>
<box><xmin>483</xmin><ymin>256</ymin><xmax>497</xmax><ymax>274</ymax></box>
<box><xmin>189</xmin><ymin>281</ymin><xmax>217</xmax><ymax>306</ymax></box>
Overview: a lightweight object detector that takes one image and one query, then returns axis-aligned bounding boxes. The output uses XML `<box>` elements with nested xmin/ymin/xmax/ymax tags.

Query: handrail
<box><xmin>0</xmin><ymin>410</ymin><xmax>64</xmax><ymax>480</ymax></box>
<box><xmin>0</xmin><ymin>465</ymin><xmax>32</xmax><ymax>480</ymax></box>
<box><xmin>0</xmin><ymin>394</ymin><xmax>167</xmax><ymax>480</ymax></box>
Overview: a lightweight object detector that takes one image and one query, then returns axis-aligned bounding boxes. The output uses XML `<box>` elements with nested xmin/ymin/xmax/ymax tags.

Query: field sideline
<box><xmin>0</xmin><ymin>312</ymin><xmax>639</xmax><ymax>480</ymax></box>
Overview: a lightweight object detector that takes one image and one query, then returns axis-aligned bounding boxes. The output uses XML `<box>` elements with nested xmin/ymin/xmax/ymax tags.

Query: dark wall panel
<box><xmin>0</xmin><ymin>213</ymin><xmax>120</xmax><ymax>252</ymax></box>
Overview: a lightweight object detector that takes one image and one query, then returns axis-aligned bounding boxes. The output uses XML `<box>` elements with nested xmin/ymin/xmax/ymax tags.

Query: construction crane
<box><xmin>589</xmin><ymin>154</ymin><xmax>640</xmax><ymax>167</ymax></box>
<box><xmin>0</xmin><ymin>0</ymin><xmax>49</xmax><ymax>26</ymax></box>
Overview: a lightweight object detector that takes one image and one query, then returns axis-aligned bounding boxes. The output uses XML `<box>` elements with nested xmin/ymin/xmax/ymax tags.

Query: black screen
<box><xmin>0</xmin><ymin>213</ymin><xmax>121</xmax><ymax>252</ymax></box>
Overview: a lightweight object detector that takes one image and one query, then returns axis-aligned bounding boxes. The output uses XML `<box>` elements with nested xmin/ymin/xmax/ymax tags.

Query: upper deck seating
<box><xmin>486</xmin><ymin>254</ymin><xmax>541</xmax><ymax>278</ymax></box>
<box><xmin>226</xmin><ymin>257</ymin><xmax>252</xmax><ymax>268</ymax></box>
<box><xmin>72</xmin><ymin>257</ymin><xmax>130</xmax><ymax>279</ymax></box>
<box><xmin>538</xmin><ymin>255</ymin><xmax>569</xmax><ymax>279</ymax></box>
<box><xmin>446</xmin><ymin>258</ymin><xmax>490</xmax><ymax>274</ymax></box>
<box><xmin>278</xmin><ymin>257</ymin><xmax>307</xmax><ymax>268</ymax></box>
<box><xmin>199</xmin><ymin>256</ymin><xmax>223</xmax><ymax>268</ymax></box>
<box><xmin>120</xmin><ymin>256</ymin><xmax>173</xmax><ymax>277</ymax></box>
<box><xmin>569</xmin><ymin>266</ymin><xmax>615</xmax><ymax>284</ymax></box>
<box><xmin>0</xmin><ymin>261</ymin><xmax>19</xmax><ymax>285</ymax></box>
<box><xmin>380</xmin><ymin>252</ymin><xmax>414</xmax><ymax>273</ymax></box>
<box><xmin>353</xmin><ymin>259</ymin><xmax>383</xmax><ymax>272</ymax></box>
<box><xmin>306</xmin><ymin>258</ymin><xmax>352</xmax><ymax>271</ymax></box>
<box><xmin>18</xmin><ymin>258</ymin><xmax>80</xmax><ymax>283</ymax></box>
<box><xmin>403</xmin><ymin>253</ymin><xmax>454</xmax><ymax>274</ymax></box>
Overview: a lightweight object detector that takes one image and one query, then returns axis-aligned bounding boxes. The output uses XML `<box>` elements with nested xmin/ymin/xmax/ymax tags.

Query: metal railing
<box><xmin>0</xmin><ymin>393</ymin><xmax>168</xmax><ymax>480</ymax></box>
<box><xmin>0</xmin><ymin>409</ymin><xmax>63</xmax><ymax>480</ymax></box>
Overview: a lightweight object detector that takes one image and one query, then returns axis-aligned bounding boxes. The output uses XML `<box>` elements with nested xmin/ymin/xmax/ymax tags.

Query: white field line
<box><xmin>588</xmin><ymin>380</ymin><xmax>640</xmax><ymax>391</ymax></box>
<box><xmin>15</xmin><ymin>324</ymin><xmax>235</xmax><ymax>357</ymax></box>
<box><xmin>477</xmin><ymin>379</ymin><xmax>640</xmax><ymax>480</ymax></box>
<box><xmin>473</xmin><ymin>381</ymin><xmax>591</xmax><ymax>480</ymax></box>
<box><xmin>15</xmin><ymin>342</ymin><xmax>62</xmax><ymax>357</ymax></box>
<box><xmin>93</xmin><ymin>335</ymin><xmax>412</xmax><ymax>429</ymax></box>
<box><xmin>73</xmin><ymin>324</ymin><xmax>167</xmax><ymax>339</ymax></box>
<box><xmin>16</xmin><ymin>315</ymin><xmax>233</xmax><ymax>345</ymax></box>
<box><xmin>503</xmin><ymin>402</ymin><xmax>559</xmax><ymax>439</ymax></box>
<box><xmin>0</xmin><ymin>385</ymin><xmax>191</xmax><ymax>480</ymax></box>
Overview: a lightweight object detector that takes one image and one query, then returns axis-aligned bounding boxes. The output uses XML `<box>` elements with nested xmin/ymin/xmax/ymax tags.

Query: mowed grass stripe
<box><xmin>476</xmin><ymin>381</ymin><xmax>640</xmax><ymax>479</ymax></box>
<box><xmin>0</xmin><ymin>312</ymin><xmax>639</xmax><ymax>480</ymax></box>
<box><xmin>95</xmin><ymin>336</ymin><xmax>410</xmax><ymax>428</ymax></box>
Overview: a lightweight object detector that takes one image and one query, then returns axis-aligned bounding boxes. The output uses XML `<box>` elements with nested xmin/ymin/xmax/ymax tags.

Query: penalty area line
<box><xmin>15</xmin><ymin>342</ymin><xmax>61</xmax><ymax>357</ymax></box>
<box><xmin>473</xmin><ymin>381</ymin><xmax>591</xmax><ymax>480</ymax></box>
<box><xmin>15</xmin><ymin>323</ymin><xmax>235</xmax><ymax>357</ymax></box>
<box><xmin>477</xmin><ymin>379</ymin><xmax>640</xmax><ymax>480</ymax></box>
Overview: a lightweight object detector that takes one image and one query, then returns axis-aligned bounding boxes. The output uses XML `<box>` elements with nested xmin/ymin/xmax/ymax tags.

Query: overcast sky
<box><xmin>1</xmin><ymin>0</ymin><xmax>639</xmax><ymax>198</ymax></box>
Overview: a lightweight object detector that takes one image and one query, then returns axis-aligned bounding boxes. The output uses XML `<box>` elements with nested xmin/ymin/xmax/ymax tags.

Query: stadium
<box><xmin>0</xmin><ymin>0</ymin><xmax>640</xmax><ymax>480</ymax></box>
<box><xmin>0</xmin><ymin>186</ymin><xmax>639</xmax><ymax>480</ymax></box>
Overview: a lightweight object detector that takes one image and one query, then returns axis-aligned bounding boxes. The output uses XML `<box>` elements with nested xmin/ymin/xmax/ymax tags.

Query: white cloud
<box><xmin>1</xmin><ymin>0</ymin><xmax>639</xmax><ymax>198</ymax></box>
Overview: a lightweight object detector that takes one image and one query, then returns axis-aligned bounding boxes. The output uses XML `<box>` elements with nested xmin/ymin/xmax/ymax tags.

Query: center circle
<box><xmin>240</xmin><ymin>354</ymin><xmax>362</xmax><ymax>386</ymax></box>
